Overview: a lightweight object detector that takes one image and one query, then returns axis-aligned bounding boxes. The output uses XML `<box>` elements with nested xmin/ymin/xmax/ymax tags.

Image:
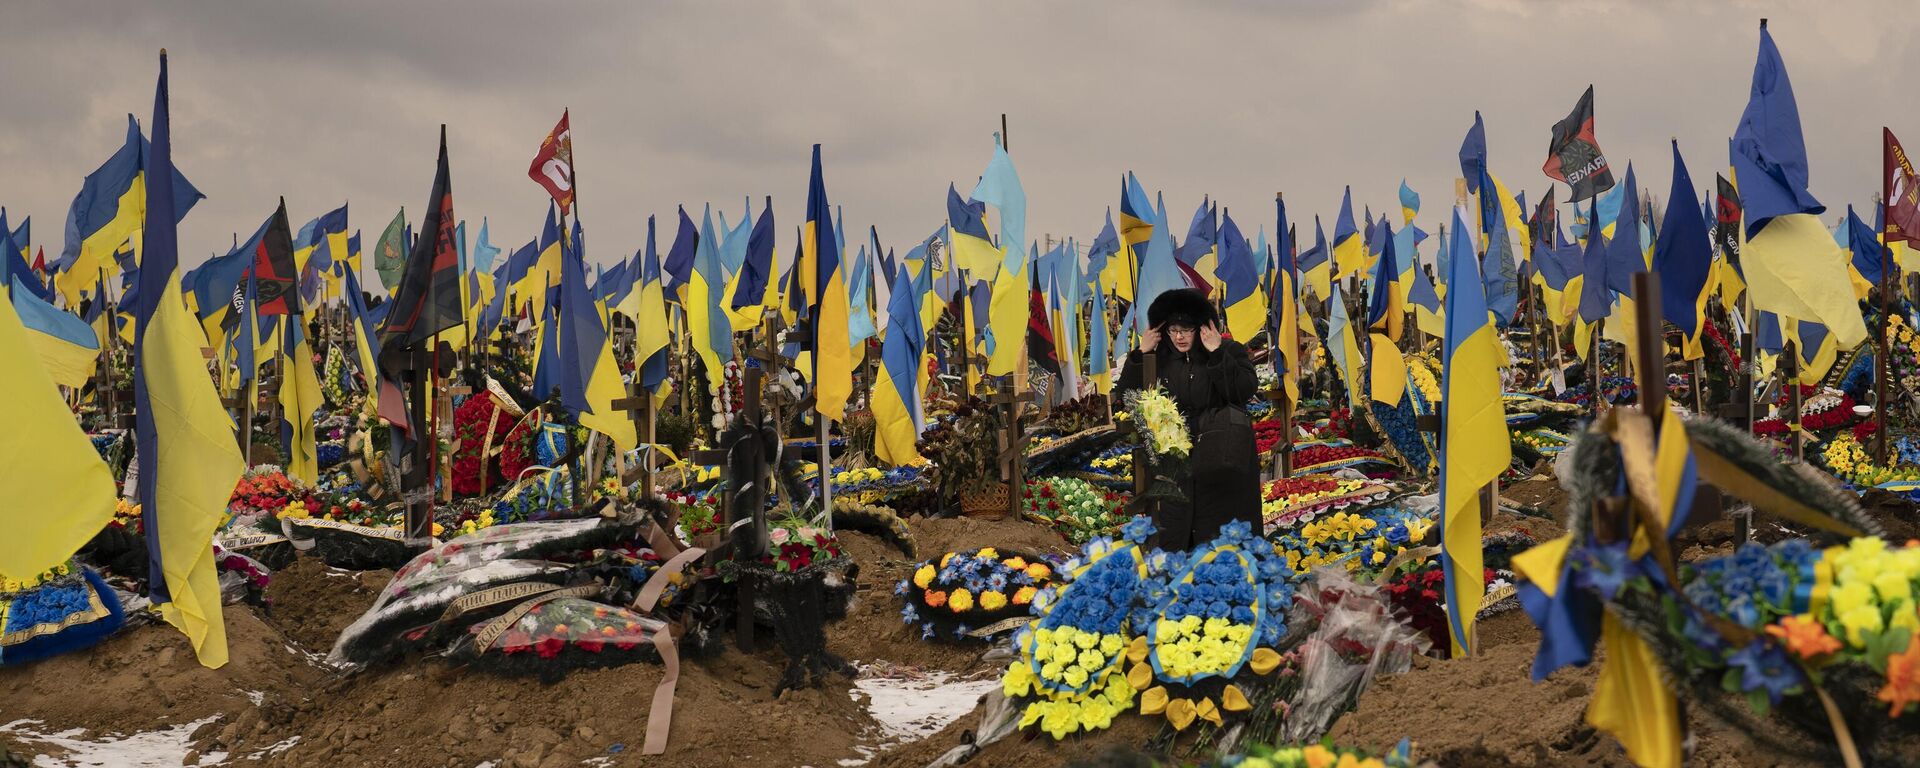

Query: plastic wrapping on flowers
<box><xmin>447</xmin><ymin>597</ymin><xmax>669</xmax><ymax>682</ymax></box>
<box><xmin>1269</xmin><ymin>567</ymin><xmax>1430</xmax><ymax>744</ymax></box>
<box><xmin>896</xmin><ymin>548</ymin><xmax>1055</xmax><ymax>641</ymax></box>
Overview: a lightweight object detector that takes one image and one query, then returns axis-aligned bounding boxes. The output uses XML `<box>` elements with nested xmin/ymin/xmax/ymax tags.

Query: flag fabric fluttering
<box><xmin>55</xmin><ymin>114</ymin><xmax>205</xmax><ymax>307</ymax></box>
<box><xmin>972</xmin><ymin>136</ymin><xmax>1030</xmax><ymax>377</ymax></box>
<box><xmin>374</xmin><ymin>208</ymin><xmax>406</xmax><ymax>293</ymax></box>
<box><xmin>1219</xmin><ymin>209</ymin><xmax>1265</xmax><ymax>343</ymax></box>
<box><xmin>1732</xmin><ymin>25</ymin><xmax>1866</xmax><ymax>347</ymax></box>
<box><xmin>805</xmin><ymin>145</ymin><xmax>854</xmax><ymax>422</ymax></box>
<box><xmin>556</xmin><ymin>219</ymin><xmax>636</xmax><ymax>450</ymax></box>
<box><xmin>527</xmin><ymin>110</ymin><xmax>575</xmax><ymax>214</ymax></box>
<box><xmin>874</xmin><ymin>256</ymin><xmax>930</xmax><ymax>466</ymax></box>
<box><xmin>633</xmin><ymin>216</ymin><xmax>675</xmax><ymax>407</ymax></box>
<box><xmin>1366</xmin><ymin>220</ymin><xmax>1407</xmax><ymax>406</ymax></box>
<box><xmin>1542</xmin><ymin>85</ymin><xmax>1617</xmax><ymax>202</ymax></box>
<box><xmin>133</xmin><ymin>52</ymin><xmax>246</xmax><ymax>669</ymax></box>
<box><xmin>687</xmin><ymin>205</ymin><xmax>733</xmax><ymax>391</ymax></box>
<box><xmin>1888</xmin><ymin>129</ymin><xmax>1920</xmax><ymax>245</ymax></box>
<box><xmin>0</xmin><ymin>248</ymin><xmax>117</xmax><ymax>582</ymax></box>
<box><xmin>1438</xmin><ymin>203</ymin><xmax>1510</xmax><ymax>658</ymax></box>
<box><xmin>375</xmin><ymin>127</ymin><xmax>464</xmax><ymax>442</ymax></box>
<box><xmin>1326</xmin><ymin>282</ymin><xmax>1364</xmax><ymax>408</ymax></box>
<box><xmin>1270</xmin><ymin>196</ymin><xmax>1300</xmax><ymax>404</ymax></box>
<box><xmin>1332</xmin><ymin>187</ymin><xmax>1363</xmax><ymax>281</ymax></box>
<box><xmin>1652</xmin><ymin>141</ymin><xmax>1714</xmax><ymax>360</ymax></box>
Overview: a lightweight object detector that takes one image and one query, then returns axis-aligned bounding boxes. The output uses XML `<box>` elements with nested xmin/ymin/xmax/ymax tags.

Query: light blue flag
<box><xmin>1135</xmin><ymin>192</ymin><xmax>1186</xmax><ymax>335</ymax></box>
<box><xmin>718</xmin><ymin>198</ymin><xmax>752</xmax><ymax>277</ymax></box>
<box><xmin>849</xmin><ymin>243</ymin><xmax>876</xmax><ymax>345</ymax></box>
<box><xmin>969</xmin><ymin>135</ymin><xmax>1026</xmax><ymax>272</ymax></box>
<box><xmin>473</xmin><ymin>217</ymin><xmax>501</xmax><ymax>274</ymax></box>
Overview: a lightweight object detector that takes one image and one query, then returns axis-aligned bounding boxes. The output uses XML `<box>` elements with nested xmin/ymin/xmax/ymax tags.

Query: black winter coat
<box><xmin>1115</xmin><ymin>338</ymin><xmax>1261</xmax><ymax>550</ymax></box>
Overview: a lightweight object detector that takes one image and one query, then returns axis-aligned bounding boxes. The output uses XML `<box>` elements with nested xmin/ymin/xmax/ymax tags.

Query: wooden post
<box><xmin>1590</xmin><ymin>318</ymin><xmax>1606</xmax><ymax>414</ymax></box>
<box><xmin>402</xmin><ymin>343</ymin><xmax>434</xmax><ymax>543</ymax></box>
<box><xmin>1632</xmin><ymin>273</ymin><xmax>1666</xmax><ymax>430</ymax></box>
<box><xmin>1878</xmin><ymin>139</ymin><xmax>1897</xmax><ymax>464</ymax></box>
<box><xmin>1784</xmin><ymin>339</ymin><xmax>1803</xmax><ymax>460</ymax></box>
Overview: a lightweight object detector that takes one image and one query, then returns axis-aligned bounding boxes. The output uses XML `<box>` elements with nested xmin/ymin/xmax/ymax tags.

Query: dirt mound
<box><xmin>1327</xmin><ymin>611</ymin><xmax>1786</xmax><ymax>767</ymax></box>
<box><xmin>0</xmin><ymin>601</ymin><xmax>324</xmax><ymax>746</ymax></box>
<box><xmin>261</xmin><ymin>557</ymin><xmax>388</xmax><ymax>652</ymax></box>
<box><xmin>831</xmin><ymin>515</ymin><xmax>1070</xmax><ymax>674</ymax></box>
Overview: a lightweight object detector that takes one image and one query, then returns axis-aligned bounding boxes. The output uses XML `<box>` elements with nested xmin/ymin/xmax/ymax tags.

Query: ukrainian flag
<box><xmin>1326</xmin><ymin>283</ymin><xmax>1364</xmax><ymax>408</ymax></box>
<box><xmin>805</xmin><ymin>145</ymin><xmax>854</xmax><ymax>421</ymax></box>
<box><xmin>1652</xmin><ymin>141</ymin><xmax>1714</xmax><ymax>360</ymax></box>
<box><xmin>55</xmin><ymin>116</ymin><xmax>199</xmax><ymax>306</ymax></box>
<box><xmin>1299</xmin><ymin>217</ymin><xmax>1332</xmax><ymax>302</ymax></box>
<box><xmin>724</xmin><ymin>199</ymin><xmax>777</xmax><ymax>329</ymax></box>
<box><xmin>513</xmin><ymin>203</ymin><xmax>564</xmax><ymax>319</ymax></box>
<box><xmin>1270</xmin><ymin>196</ymin><xmax>1299</xmax><ymax>404</ymax></box>
<box><xmin>6</xmin><ymin>271</ymin><xmax>100</xmax><ymax>388</ymax></box>
<box><xmin>1110</xmin><ymin>172</ymin><xmax>1157</xmax><ymax>303</ymax></box>
<box><xmin>947</xmin><ymin>185</ymin><xmax>999</xmax><ymax>277</ymax></box>
<box><xmin>874</xmin><ymin>259</ymin><xmax>929</xmax><ymax>466</ymax></box>
<box><xmin>1366</xmin><ymin>221</ymin><xmax>1406</xmax><ymax>406</ymax></box>
<box><xmin>1438</xmin><ymin>204</ymin><xmax>1509</xmax><ymax>658</ymax></box>
<box><xmin>687</xmin><ymin>205</ymin><xmax>732</xmax><ymax>390</ymax></box>
<box><xmin>1332</xmin><ymin>187</ymin><xmax>1364</xmax><ymax>282</ymax></box>
<box><xmin>133</xmin><ymin>53</ymin><xmax>245</xmax><ymax>669</ymax></box>
<box><xmin>0</xmin><ymin>256</ymin><xmax>117</xmax><ymax>583</ymax></box>
<box><xmin>1218</xmin><ymin>210</ymin><xmax>1265</xmax><ymax>343</ymax></box>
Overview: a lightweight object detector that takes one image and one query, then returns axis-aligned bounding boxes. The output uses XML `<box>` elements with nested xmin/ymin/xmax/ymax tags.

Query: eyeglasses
<box><xmin>1165</xmin><ymin>326</ymin><xmax>1197</xmax><ymax>336</ymax></box>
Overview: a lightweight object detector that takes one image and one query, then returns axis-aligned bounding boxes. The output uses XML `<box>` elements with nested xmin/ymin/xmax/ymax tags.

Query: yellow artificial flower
<box><xmin>950</xmin><ymin>588</ymin><xmax>974</xmax><ymax>612</ymax></box>
<box><xmin>980</xmin><ymin>591</ymin><xmax>1008</xmax><ymax>611</ymax></box>
<box><xmin>913</xmin><ymin>564</ymin><xmax>937</xmax><ymax>589</ymax></box>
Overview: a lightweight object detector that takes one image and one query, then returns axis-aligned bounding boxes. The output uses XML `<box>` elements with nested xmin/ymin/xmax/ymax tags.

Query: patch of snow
<box><xmin>0</xmin><ymin>716</ymin><xmax>220</xmax><ymax>768</ymax></box>
<box><xmin>245</xmin><ymin>735</ymin><xmax>301</xmax><ymax>759</ymax></box>
<box><xmin>242</xmin><ymin>689</ymin><xmax>267</xmax><ymax>706</ymax></box>
<box><xmin>850</xmin><ymin>666</ymin><xmax>998</xmax><ymax>744</ymax></box>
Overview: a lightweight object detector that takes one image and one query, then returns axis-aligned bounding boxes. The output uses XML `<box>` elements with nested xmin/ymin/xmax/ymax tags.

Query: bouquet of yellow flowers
<box><xmin>1127</xmin><ymin>387</ymin><xmax>1191</xmax><ymax>460</ymax></box>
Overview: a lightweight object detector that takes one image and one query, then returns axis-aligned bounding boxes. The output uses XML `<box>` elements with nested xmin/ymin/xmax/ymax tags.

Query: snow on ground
<box><xmin>1</xmin><ymin>716</ymin><xmax>223</xmax><ymax>767</ymax></box>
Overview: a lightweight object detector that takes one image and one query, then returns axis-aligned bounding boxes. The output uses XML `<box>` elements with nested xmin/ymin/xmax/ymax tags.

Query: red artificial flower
<box><xmin>535</xmin><ymin>636</ymin><xmax>565</xmax><ymax>659</ymax></box>
<box><xmin>501</xmin><ymin>630</ymin><xmax>533</xmax><ymax>654</ymax></box>
<box><xmin>578</xmin><ymin>638</ymin><xmax>605</xmax><ymax>654</ymax></box>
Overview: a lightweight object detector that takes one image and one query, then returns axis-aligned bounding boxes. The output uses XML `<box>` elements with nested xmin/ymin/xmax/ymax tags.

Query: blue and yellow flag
<box><xmin>1326</xmin><ymin>282</ymin><xmax>1364</xmax><ymax>408</ymax></box>
<box><xmin>1332</xmin><ymin>187</ymin><xmax>1363</xmax><ymax>281</ymax></box>
<box><xmin>687</xmin><ymin>205</ymin><xmax>733</xmax><ymax>390</ymax></box>
<box><xmin>971</xmin><ymin>137</ymin><xmax>1029</xmax><ymax>377</ymax></box>
<box><xmin>1219</xmin><ymin>209</ymin><xmax>1264</xmax><ymax>343</ymax></box>
<box><xmin>874</xmin><ymin>259</ymin><xmax>929</xmax><ymax>466</ymax></box>
<box><xmin>0</xmin><ymin>263</ymin><xmax>117</xmax><ymax>582</ymax></box>
<box><xmin>1366</xmin><ymin>221</ymin><xmax>1407</xmax><ymax>406</ymax></box>
<box><xmin>55</xmin><ymin>114</ymin><xmax>205</xmax><ymax>307</ymax></box>
<box><xmin>726</xmin><ymin>197</ymin><xmax>778</xmax><ymax>329</ymax></box>
<box><xmin>1652</xmin><ymin>141</ymin><xmax>1714</xmax><ymax>360</ymax></box>
<box><xmin>555</xmin><ymin>219</ymin><xmax>636</xmax><ymax>450</ymax></box>
<box><xmin>133</xmin><ymin>53</ymin><xmax>244</xmax><ymax>669</ymax></box>
<box><xmin>947</xmin><ymin>184</ymin><xmax>999</xmax><ymax>276</ymax></box>
<box><xmin>1299</xmin><ymin>216</ymin><xmax>1331</xmax><ymax>301</ymax></box>
<box><xmin>1733</xmin><ymin>25</ymin><xmax>1866</xmax><ymax>347</ymax></box>
<box><xmin>1438</xmin><ymin>204</ymin><xmax>1509</xmax><ymax>658</ymax></box>
<box><xmin>1134</xmin><ymin>193</ymin><xmax>1187</xmax><ymax>336</ymax></box>
<box><xmin>805</xmin><ymin>145</ymin><xmax>854</xmax><ymax>421</ymax></box>
<box><xmin>1399</xmin><ymin>180</ymin><xmax>1420</xmax><ymax>225</ymax></box>
<box><xmin>1270</xmin><ymin>196</ymin><xmax>1299</xmax><ymax>404</ymax></box>
<box><xmin>1112</xmin><ymin>173</ymin><xmax>1156</xmax><ymax>303</ymax></box>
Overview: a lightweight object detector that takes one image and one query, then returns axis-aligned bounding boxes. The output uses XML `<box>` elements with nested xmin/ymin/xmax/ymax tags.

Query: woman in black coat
<box><xmin>1116</xmin><ymin>288</ymin><xmax>1261</xmax><ymax>551</ymax></box>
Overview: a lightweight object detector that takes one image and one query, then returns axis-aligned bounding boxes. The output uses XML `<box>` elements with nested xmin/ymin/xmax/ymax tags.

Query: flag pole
<box><xmin>1877</xmin><ymin>131</ymin><xmax>1895</xmax><ymax>464</ymax></box>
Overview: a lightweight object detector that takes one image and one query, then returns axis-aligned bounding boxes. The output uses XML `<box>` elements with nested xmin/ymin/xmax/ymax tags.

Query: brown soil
<box><xmin>1328</xmin><ymin>610</ymin><xmax>1797</xmax><ymax>768</ymax></box>
<box><xmin>1501</xmin><ymin>475</ymin><xmax>1570</xmax><ymax>518</ymax></box>
<box><xmin>3</xmin><ymin>512</ymin><xmax>1077</xmax><ymax>768</ymax></box>
<box><xmin>868</xmin><ymin>696</ymin><xmax>1164</xmax><ymax>768</ymax></box>
<box><xmin>0</xmin><ymin>600</ymin><xmax>326</xmax><ymax>760</ymax></box>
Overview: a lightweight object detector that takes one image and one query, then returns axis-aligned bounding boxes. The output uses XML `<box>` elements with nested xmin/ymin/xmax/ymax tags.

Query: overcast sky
<box><xmin>4</xmin><ymin>0</ymin><xmax>1915</xmax><ymax>280</ymax></box>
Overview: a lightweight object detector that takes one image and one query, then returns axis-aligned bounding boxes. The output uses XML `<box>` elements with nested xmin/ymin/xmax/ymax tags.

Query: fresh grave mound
<box><xmin>261</xmin><ymin>556</ymin><xmax>388</xmax><ymax>652</ymax></box>
<box><xmin>1324</xmin><ymin>610</ymin><xmax>1795</xmax><ymax>768</ymax></box>
<box><xmin>200</xmin><ymin>643</ymin><xmax>881</xmax><ymax>768</ymax></box>
<box><xmin>866</xmin><ymin>691</ymin><xmax>1165</xmax><ymax>768</ymax></box>
<box><xmin>0</xmin><ymin>602</ymin><xmax>323</xmax><ymax>748</ymax></box>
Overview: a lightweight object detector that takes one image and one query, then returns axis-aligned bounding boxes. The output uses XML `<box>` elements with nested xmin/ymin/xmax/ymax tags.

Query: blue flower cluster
<box><xmin>533</xmin><ymin>423</ymin><xmax>571</xmax><ymax>467</ymax></box>
<box><xmin>1167</xmin><ymin>558</ymin><xmax>1257</xmax><ymax>624</ymax></box>
<box><xmin>1896</xmin><ymin>436</ymin><xmax>1920</xmax><ymax>467</ymax></box>
<box><xmin>1680</xmin><ymin>541</ymin><xmax>1816</xmax><ymax>643</ymax></box>
<box><xmin>316</xmin><ymin>441</ymin><xmax>346</xmax><ymax>468</ymax></box>
<box><xmin>1371</xmin><ymin>395</ymin><xmax>1431</xmax><ymax>473</ymax></box>
<box><xmin>1148</xmin><ymin>520</ymin><xmax>1294</xmax><ymax>647</ymax></box>
<box><xmin>2</xmin><ymin>579</ymin><xmax>93</xmax><ymax>633</ymax></box>
<box><xmin>89</xmin><ymin>434</ymin><xmax>118</xmax><ymax>461</ymax></box>
<box><xmin>1839</xmin><ymin>351</ymin><xmax>1875</xmax><ymax>402</ymax></box>
<box><xmin>1038</xmin><ymin>546</ymin><xmax>1140</xmax><ymax>636</ymax></box>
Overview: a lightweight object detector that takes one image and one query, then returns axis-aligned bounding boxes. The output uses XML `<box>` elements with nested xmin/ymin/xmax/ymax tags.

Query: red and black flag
<box><xmin>250</xmin><ymin>199</ymin><xmax>299</xmax><ymax>315</ymax></box>
<box><xmin>1713</xmin><ymin>173</ymin><xmax>1743</xmax><ymax>263</ymax></box>
<box><xmin>1886</xmin><ymin>128</ymin><xmax>1920</xmax><ymax>244</ymax></box>
<box><xmin>1026</xmin><ymin>269</ymin><xmax>1060</xmax><ymax>377</ymax></box>
<box><xmin>1542</xmin><ymin>85</ymin><xmax>1615</xmax><ymax>203</ymax></box>
<box><xmin>376</xmin><ymin>125</ymin><xmax>463</xmax><ymax>437</ymax></box>
<box><xmin>1529</xmin><ymin>186</ymin><xmax>1557</xmax><ymax>249</ymax></box>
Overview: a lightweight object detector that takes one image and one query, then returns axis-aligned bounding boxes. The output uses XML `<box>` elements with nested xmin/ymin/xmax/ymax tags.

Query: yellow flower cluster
<box><xmin>457</xmin><ymin>509</ymin><xmax>499</xmax><ymax>537</ymax></box>
<box><xmin>1025</xmin><ymin>626</ymin><xmax>1127</xmax><ymax>691</ymax></box>
<box><xmin>1007</xmin><ymin>662</ymin><xmax>1135</xmax><ymax>739</ymax></box>
<box><xmin>1407</xmin><ymin>357</ymin><xmax>1441</xmax><ymax>404</ymax></box>
<box><xmin>1237</xmin><ymin>745</ymin><xmax>1391</xmax><ymax>768</ymax></box>
<box><xmin>834</xmin><ymin>467</ymin><xmax>887</xmax><ymax>486</ymax></box>
<box><xmin>1</xmin><ymin>561</ymin><xmax>73</xmax><ymax>593</ymax></box>
<box><xmin>1301</xmin><ymin>512</ymin><xmax>1377</xmax><ymax>544</ymax></box>
<box><xmin>1154</xmin><ymin>616</ymin><xmax>1254</xmax><ymax>679</ymax></box>
<box><xmin>277</xmin><ymin>500</ymin><xmax>311</xmax><ymax>520</ymax></box>
<box><xmin>1822</xmin><ymin>434</ymin><xmax>1920</xmax><ymax>486</ymax></box>
<box><xmin>1132</xmin><ymin>388</ymin><xmax>1192</xmax><ymax>459</ymax></box>
<box><xmin>1823</xmin><ymin>537</ymin><xmax>1920</xmax><ymax>646</ymax></box>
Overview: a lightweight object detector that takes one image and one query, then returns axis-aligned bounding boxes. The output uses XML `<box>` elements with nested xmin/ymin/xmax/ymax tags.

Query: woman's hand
<box><xmin>1199</xmin><ymin>323</ymin><xmax>1222</xmax><ymax>352</ymax></box>
<box><xmin>1140</xmin><ymin>326</ymin><xmax>1161</xmax><ymax>353</ymax></box>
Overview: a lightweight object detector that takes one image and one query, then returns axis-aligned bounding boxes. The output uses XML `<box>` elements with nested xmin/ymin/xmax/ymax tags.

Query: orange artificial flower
<box><xmin>1765</xmin><ymin>615</ymin><xmax>1842</xmax><ymax>660</ymax></box>
<box><xmin>1880</xmin><ymin>638</ymin><xmax>1920</xmax><ymax>717</ymax></box>
<box><xmin>924</xmin><ymin>590</ymin><xmax>949</xmax><ymax>608</ymax></box>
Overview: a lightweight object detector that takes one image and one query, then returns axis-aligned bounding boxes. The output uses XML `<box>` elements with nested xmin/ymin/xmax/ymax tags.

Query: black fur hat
<box><xmin>1146</xmin><ymin>287</ymin><xmax>1216</xmax><ymax>329</ymax></box>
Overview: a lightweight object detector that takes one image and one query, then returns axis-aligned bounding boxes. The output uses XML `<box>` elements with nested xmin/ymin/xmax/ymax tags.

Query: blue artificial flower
<box><xmin>1208</xmin><ymin>600</ymin><xmax>1232</xmax><ymax>618</ymax></box>
<box><xmin>1757</xmin><ymin>570</ymin><xmax>1792</xmax><ymax>610</ymax></box>
<box><xmin>986</xmin><ymin>572</ymin><xmax>1010</xmax><ymax>592</ymax></box>
<box><xmin>1723</xmin><ymin>594</ymin><xmax>1762</xmax><ymax>628</ymax></box>
<box><xmin>1122</xmin><ymin>516</ymin><xmax>1156</xmax><ymax>544</ymax></box>
<box><xmin>894</xmin><ymin>579</ymin><xmax>910</xmax><ymax>596</ymax></box>
<box><xmin>1231</xmin><ymin>606</ymin><xmax>1255</xmax><ymax>624</ymax></box>
<box><xmin>900</xmin><ymin>603</ymin><xmax>919</xmax><ymax>624</ymax></box>
<box><xmin>1218</xmin><ymin>519</ymin><xmax>1253</xmax><ymax>543</ymax></box>
<box><xmin>1727</xmin><ymin>642</ymin><xmax>1802</xmax><ymax>706</ymax></box>
<box><xmin>1572</xmin><ymin>542</ymin><xmax>1633</xmax><ymax>601</ymax></box>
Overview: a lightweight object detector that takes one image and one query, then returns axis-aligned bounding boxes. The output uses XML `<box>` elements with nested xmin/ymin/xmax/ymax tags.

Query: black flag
<box><xmin>1543</xmin><ymin>86</ymin><xmax>1616</xmax><ymax>203</ymax></box>
<box><xmin>1713</xmin><ymin>174</ymin><xmax>1743</xmax><ymax>265</ymax></box>
<box><xmin>375</xmin><ymin>125</ymin><xmax>463</xmax><ymax>437</ymax></box>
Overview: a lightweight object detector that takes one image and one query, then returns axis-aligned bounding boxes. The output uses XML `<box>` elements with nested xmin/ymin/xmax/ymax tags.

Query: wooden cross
<box><xmin>990</xmin><ymin>390</ymin><xmax>1035</xmax><ymax>519</ymax></box>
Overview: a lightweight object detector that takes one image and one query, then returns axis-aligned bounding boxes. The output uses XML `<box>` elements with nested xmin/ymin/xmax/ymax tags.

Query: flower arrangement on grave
<box><xmin>1259</xmin><ymin>476</ymin><xmax>1392</xmax><ymax>532</ymax></box>
<box><xmin>919</xmin><ymin>396</ymin><xmax>1004</xmax><ymax>499</ymax></box>
<box><xmin>1001</xmin><ymin>518</ymin><xmax>1153</xmax><ymax>739</ymax></box>
<box><xmin>1273</xmin><ymin>506</ymin><xmax>1434</xmax><ymax>576</ymax></box>
<box><xmin>1023</xmin><ymin>476</ymin><xmax>1130</xmax><ymax>545</ymax></box>
<box><xmin>897</xmin><ymin>547</ymin><xmax>1055</xmax><ymax>641</ymax></box>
